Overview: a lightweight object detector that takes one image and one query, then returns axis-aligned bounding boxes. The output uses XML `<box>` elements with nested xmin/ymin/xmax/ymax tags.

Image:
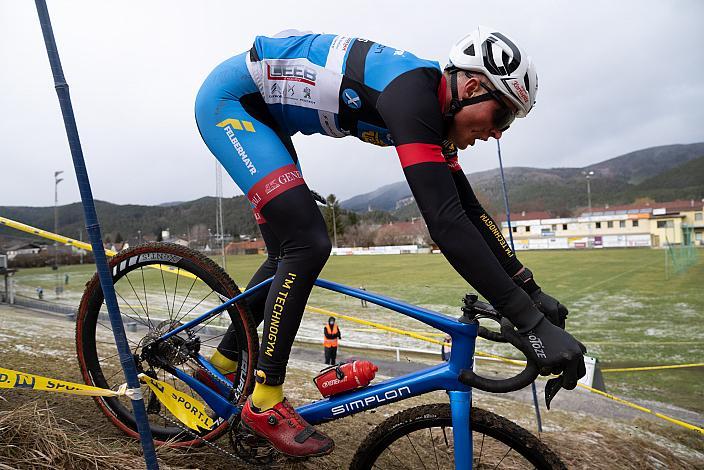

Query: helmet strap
<box><xmin>444</xmin><ymin>69</ymin><xmax>495</xmax><ymax>120</ymax></box>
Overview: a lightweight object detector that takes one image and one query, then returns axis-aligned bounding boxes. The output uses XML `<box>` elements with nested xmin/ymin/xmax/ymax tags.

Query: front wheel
<box><xmin>350</xmin><ymin>404</ymin><xmax>565</xmax><ymax>469</ymax></box>
<box><xmin>76</xmin><ymin>242</ymin><xmax>259</xmax><ymax>447</ymax></box>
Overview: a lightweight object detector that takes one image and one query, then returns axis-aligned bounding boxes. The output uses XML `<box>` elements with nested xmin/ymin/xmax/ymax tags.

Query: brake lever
<box><xmin>545</xmin><ymin>375</ymin><xmax>563</xmax><ymax>410</ymax></box>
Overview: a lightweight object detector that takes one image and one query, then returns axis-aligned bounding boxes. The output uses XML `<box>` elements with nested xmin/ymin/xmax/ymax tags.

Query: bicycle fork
<box><xmin>449</xmin><ymin>390</ymin><xmax>472</xmax><ymax>469</ymax></box>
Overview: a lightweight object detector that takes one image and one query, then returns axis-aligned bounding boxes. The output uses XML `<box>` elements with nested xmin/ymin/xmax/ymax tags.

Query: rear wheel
<box><xmin>350</xmin><ymin>404</ymin><xmax>565</xmax><ymax>469</ymax></box>
<box><xmin>76</xmin><ymin>242</ymin><xmax>258</xmax><ymax>446</ymax></box>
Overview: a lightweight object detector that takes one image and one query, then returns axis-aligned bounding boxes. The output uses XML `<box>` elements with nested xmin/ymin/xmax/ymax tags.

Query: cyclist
<box><xmin>195</xmin><ymin>26</ymin><xmax>585</xmax><ymax>458</ymax></box>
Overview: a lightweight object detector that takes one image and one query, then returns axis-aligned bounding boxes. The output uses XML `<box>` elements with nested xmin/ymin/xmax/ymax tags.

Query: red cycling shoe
<box><xmin>193</xmin><ymin>368</ymin><xmax>234</xmax><ymax>394</ymax></box>
<box><xmin>240</xmin><ymin>397</ymin><xmax>334</xmax><ymax>458</ymax></box>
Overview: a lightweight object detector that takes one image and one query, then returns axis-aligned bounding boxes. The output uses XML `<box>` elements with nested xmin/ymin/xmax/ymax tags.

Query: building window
<box><xmin>595</xmin><ymin>222</ymin><xmax>601</xmax><ymax>229</ymax></box>
<box><xmin>696</xmin><ymin>232</ymin><xmax>702</xmax><ymax>241</ymax></box>
<box><xmin>657</xmin><ymin>220</ymin><xmax>674</xmax><ymax>228</ymax></box>
<box><xmin>696</xmin><ymin>213</ymin><xmax>703</xmax><ymax>221</ymax></box>
<box><xmin>619</xmin><ymin>220</ymin><xmax>626</xmax><ymax>228</ymax></box>
<box><xmin>525</xmin><ymin>226</ymin><xmax>531</xmax><ymax>232</ymax></box>
<box><xmin>632</xmin><ymin>220</ymin><xmax>639</xmax><ymax>227</ymax></box>
<box><xmin>607</xmin><ymin>221</ymin><xmax>614</xmax><ymax>228</ymax></box>
<box><xmin>512</xmin><ymin>226</ymin><xmax>517</xmax><ymax>233</ymax></box>
<box><xmin>562</xmin><ymin>224</ymin><xmax>568</xmax><ymax>230</ymax></box>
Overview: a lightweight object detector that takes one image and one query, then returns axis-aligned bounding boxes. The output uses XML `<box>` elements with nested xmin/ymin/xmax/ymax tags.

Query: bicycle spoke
<box><xmin>190</xmin><ymin>313</ymin><xmax>227</xmax><ymax>336</ymax></box>
<box><xmin>493</xmin><ymin>446</ymin><xmax>513</xmax><ymax>469</ymax></box>
<box><xmin>100</xmin><ymin>351</ymin><xmax>121</xmax><ymax>362</ymax></box>
<box><xmin>428</xmin><ymin>427</ymin><xmax>440</xmax><ymax>469</ymax></box>
<box><xmin>123</xmin><ymin>272</ymin><xmax>152</xmax><ymax>327</ymax></box>
<box><xmin>171</xmin><ymin>267</ymin><xmax>180</xmax><ymax>318</ymax></box>
<box><xmin>406</xmin><ymin>434</ymin><xmax>428</xmax><ymax>470</ymax></box>
<box><xmin>176</xmin><ymin>289</ymin><xmax>218</xmax><ymax>326</ymax></box>
<box><xmin>476</xmin><ymin>431</ymin><xmax>486</xmax><ymax>467</ymax></box>
<box><xmin>141</xmin><ymin>266</ymin><xmax>149</xmax><ymax>319</ymax></box>
<box><xmin>103</xmin><ymin>366</ymin><xmax>125</xmax><ymax>384</ymax></box>
<box><xmin>159</xmin><ymin>265</ymin><xmax>172</xmax><ymax>319</ymax></box>
<box><xmin>113</xmin><ymin>291</ymin><xmax>151</xmax><ymax>327</ymax></box>
<box><xmin>96</xmin><ymin>321</ymin><xmax>141</xmax><ymax>347</ymax></box>
<box><xmin>385</xmin><ymin>445</ymin><xmax>409</xmax><ymax>469</ymax></box>
<box><xmin>175</xmin><ymin>276</ymin><xmax>198</xmax><ymax>322</ymax></box>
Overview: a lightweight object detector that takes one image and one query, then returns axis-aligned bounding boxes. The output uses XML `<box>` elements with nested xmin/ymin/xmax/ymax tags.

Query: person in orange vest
<box><xmin>323</xmin><ymin>317</ymin><xmax>341</xmax><ymax>365</ymax></box>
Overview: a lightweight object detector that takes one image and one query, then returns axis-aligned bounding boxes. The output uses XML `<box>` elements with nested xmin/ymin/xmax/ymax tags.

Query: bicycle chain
<box><xmin>149</xmin><ymin>358</ymin><xmax>279</xmax><ymax>466</ymax></box>
<box><xmin>156</xmin><ymin>409</ymin><xmax>242</xmax><ymax>462</ymax></box>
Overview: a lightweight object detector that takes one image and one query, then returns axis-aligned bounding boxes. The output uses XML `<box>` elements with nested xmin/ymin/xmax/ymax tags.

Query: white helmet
<box><xmin>448</xmin><ymin>26</ymin><xmax>538</xmax><ymax>118</ymax></box>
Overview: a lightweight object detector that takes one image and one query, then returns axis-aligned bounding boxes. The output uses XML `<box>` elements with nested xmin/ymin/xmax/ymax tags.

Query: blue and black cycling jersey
<box><xmin>246</xmin><ymin>33</ymin><xmax>443</xmax><ymax>149</ymax></box>
<box><xmin>196</xmin><ymin>30</ymin><xmax>524</xmax><ymax>312</ymax></box>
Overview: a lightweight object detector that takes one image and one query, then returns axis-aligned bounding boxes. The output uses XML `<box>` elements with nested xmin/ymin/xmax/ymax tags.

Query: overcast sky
<box><xmin>1</xmin><ymin>0</ymin><xmax>703</xmax><ymax>207</ymax></box>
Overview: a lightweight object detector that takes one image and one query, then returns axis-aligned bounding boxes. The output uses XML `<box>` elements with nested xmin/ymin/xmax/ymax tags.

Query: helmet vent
<box><xmin>463</xmin><ymin>44</ymin><xmax>475</xmax><ymax>56</ymax></box>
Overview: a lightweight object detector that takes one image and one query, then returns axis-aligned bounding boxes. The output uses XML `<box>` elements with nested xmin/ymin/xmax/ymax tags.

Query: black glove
<box><xmin>501</xmin><ymin>289</ymin><xmax>586</xmax><ymax>390</ymax></box>
<box><xmin>531</xmin><ymin>289</ymin><xmax>568</xmax><ymax>329</ymax></box>
<box><xmin>513</xmin><ymin>268</ymin><xmax>568</xmax><ymax>329</ymax></box>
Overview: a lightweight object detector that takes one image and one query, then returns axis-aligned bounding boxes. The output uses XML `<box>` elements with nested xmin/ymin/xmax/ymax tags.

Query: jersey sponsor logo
<box><xmin>342</xmin><ymin>88</ymin><xmax>361</xmax><ymax>109</ymax></box>
<box><xmin>325</xmin><ymin>36</ymin><xmax>354</xmax><ymax>74</ymax></box>
<box><xmin>357</xmin><ymin>121</ymin><xmax>392</xmax><ymax>146</ymax></box>
<box><xmin>360</xmin><ymin>130</ymin><xmax>392</xmax><ymax>147</ymax></box>
<box><xmin>372</xmin><ymin>44</ymin><xmax>386</xmax><ymax>54</ymax></box>
<box><xmin>219</xmin><ymin>124</ymin><xmax>257</xmax><ymax>175</ymax></box>
<box><xmin>254</xmin><ymin>57</ymin><xmax>341</xmax><ymax>113</ymax></box>
<box><xmin>264</xmin><ymin>179</ymin><xmax>280</xmax><ymax>194</ymax></box>
<box><xmin>247</xmin><ymin>164</ymin><xmax>306</xmax><ymax>211</ymax></box>
<box><xmin>318</xmin><ymin>111</ymin><xmax>347</xmax><ymax>138</ymax></box>
<box><xmin>266</xmin><ymin>64</ymin><xmax>317</xmax><ymax>85</ymax></box>
<box><xmin>216</xmin><ymin>119</ymin><xmax>255</xmax><ymax>133</ymax></box>
<box><xmin>479</xmin><ymin>213</ymin><xmax>513</xmax><ymax>257</ymax></box>
<box><xmin>446</xmin><ymin>157</ymin><xmax>462</xmax><ymax>172</ymax></box>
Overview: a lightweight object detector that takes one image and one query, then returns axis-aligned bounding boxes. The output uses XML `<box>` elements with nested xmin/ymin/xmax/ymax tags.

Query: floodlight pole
<box><xmin>54</xmin><ymin>170</ymin><xmax>63</xmax><ymax>297</ymax></box>
<box><xmin>496</xmin><ymin>140</ymin><xmax>543</xmax><ymax>433</ymax></box>
<box><xmin>33</xmin><ymin>2</ymin><xmax>159</xmax><ymax>468</ymax></box>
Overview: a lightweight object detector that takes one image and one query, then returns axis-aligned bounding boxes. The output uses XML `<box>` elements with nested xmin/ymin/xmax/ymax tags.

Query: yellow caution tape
<box><xmin>139</xmin><ymin>374</ymin><xmax>214</xmax><ymax>432</ymax></box>
<box><xmin>306</xmin><ymin>305</ymin><xmax>527</xmax><ymax>366</ymax></box>
<box><xmin>0</xmin><ymin>216</ymin><xmax>97</xmax><ymax>255</ymax></box>
<box><xmin>0</xmin><ymin>214</ymin><xmax>603</xmax><ymax>370</ymax></box>
<box><xmin>306</xmin><ymin>305</ymin><xmax>451</xmax><ymax>346</ymax></box>
<box><xmin>0</xmin><ymin>366</ymin><xmax>123</xmax><ymax>397</ymax></box>
<box><xmin>577</xmin><ymin>382</ymin><xmax>704</xmax><ymax>434</ymax></box>
<box><xmin>602</xmin><ymin>363</ymin><xmax>704</xmax><ymax>373</ymax></box>
<box><xmin>0</xmin><ymin>366</ymin><xmax>212</xmax><ymax>432</ymax></box>
<box><xmin>0</xmin><ymin>215</ymin><xmax>196</xmax><ymax>279</ymax></box>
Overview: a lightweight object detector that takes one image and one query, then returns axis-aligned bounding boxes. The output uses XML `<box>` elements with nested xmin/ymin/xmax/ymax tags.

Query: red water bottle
<box><xmin>313</xmin><ymin>360</ymin><xmax>378</xmax><ymax>397</ymax></box>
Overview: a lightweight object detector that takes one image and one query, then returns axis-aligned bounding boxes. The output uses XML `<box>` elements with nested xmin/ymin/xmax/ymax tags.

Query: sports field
<box><xmin>9</xmin><ymin>247</ymin><xmax>704</xmax><ymax>415</ymax></box>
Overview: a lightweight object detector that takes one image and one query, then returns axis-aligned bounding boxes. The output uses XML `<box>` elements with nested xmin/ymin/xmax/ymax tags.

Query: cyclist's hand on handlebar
<box><xmin>531</xmin><ymin>289</ymin><xmax>568</xmax><ymax>329</ymax></box>
<box><xmin>500</xmin><ymin>288</ymin><xmax>585</xmax><ymax>390</ymax></box>
<box><xmin>512</xmin><ymin>268</ymin><xmax>568</xmax><ymax>329</ymax></box>
<box><xmin>502</xmin><ymin>317</ymin><xmax>586</xmax><ymax>389</ymax></box>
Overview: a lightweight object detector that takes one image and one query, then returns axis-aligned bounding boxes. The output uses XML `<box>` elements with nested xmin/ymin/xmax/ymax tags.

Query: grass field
<box><xmin>9</xmin><ymin>246</ymin><xmax>704</xmax><ymax>415</ymax></box>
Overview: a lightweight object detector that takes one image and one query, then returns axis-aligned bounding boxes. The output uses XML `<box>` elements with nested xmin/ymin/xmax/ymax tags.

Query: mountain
<box><xmin>0</xmin><ymin>197</ymin><xmax>258</xmax><ymax>246</ymax></box>
<box><xmin>2</xmin><ymin>143</ymin><xmax>702</xmax><ymax>248</ymax></box>
<box><xmin>341</xmin><ymin>142</ymin><xmax>704</xmax><ymax>217</ymax></box>
<box><xmin>585</xmin><ymin>143</ymin><xmax>704</xmax><ymax>184</ymax></box>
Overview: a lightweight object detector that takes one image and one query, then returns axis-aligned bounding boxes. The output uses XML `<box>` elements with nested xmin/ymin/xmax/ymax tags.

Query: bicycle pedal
<box><xmin>230</xmin><ymin>419</ymin><xmax>277</xmax><ymax>465</ymax></box>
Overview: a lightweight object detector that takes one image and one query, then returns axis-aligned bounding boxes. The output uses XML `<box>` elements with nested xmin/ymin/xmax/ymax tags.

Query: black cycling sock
<box><xmin>253</xmin><ymin>185</ymin><xmax>331</xmax><ymax>385</ymax></box>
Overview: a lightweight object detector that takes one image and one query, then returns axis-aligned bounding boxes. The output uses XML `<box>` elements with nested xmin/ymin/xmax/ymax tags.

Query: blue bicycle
<box><xmin>76</xmin><ymin>242</ymin><xmax>565</xmax><ymax>469</ymax></box>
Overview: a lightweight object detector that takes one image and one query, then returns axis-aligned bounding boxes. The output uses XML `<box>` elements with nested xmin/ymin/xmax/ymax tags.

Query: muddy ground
<box><xmin>0</xmin><ymin>304</ymin><xmax>702</xmax><ymax>469</ymax></box>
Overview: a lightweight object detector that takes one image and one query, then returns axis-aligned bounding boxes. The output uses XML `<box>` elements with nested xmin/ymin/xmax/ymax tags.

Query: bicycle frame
<box><xmin>159</xmin><ymin>278</ymin><xmax>479</xmax><ymax>469</ymax></box>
